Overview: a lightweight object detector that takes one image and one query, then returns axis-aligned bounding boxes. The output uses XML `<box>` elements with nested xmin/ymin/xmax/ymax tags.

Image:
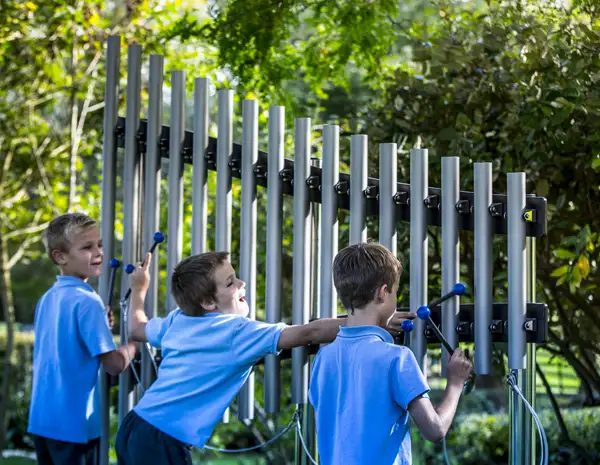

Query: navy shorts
<box><xmin>116</xmin><ymin>410</ymin><xmax>193</xmax><ymax>465</ymax></box>
<box><xmin>33</xmin><ymin>435</ymin><xmax>99</xmax><ymax>465</ymax></box>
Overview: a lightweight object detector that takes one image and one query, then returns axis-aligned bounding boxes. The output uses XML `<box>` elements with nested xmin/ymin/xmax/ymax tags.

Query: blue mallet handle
<box><xmin>107</xmin><ymin>258</ymin><xmax>121</xmax><ymax>307</ymax></box>
<box><xmin>122</xmin><ymin>232</ymin><xmax>164</xmax><ymax>301</ymax></box>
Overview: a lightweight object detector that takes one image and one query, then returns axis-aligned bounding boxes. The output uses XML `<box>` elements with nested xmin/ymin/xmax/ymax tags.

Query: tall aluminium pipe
<box><xmin>238</xmin><ymin>99</ymin><xmax>258</xmax><ymax>421</ymax></box>
<box><xmin>98</xmin><ymin>34</ymin><xmax>120</xmax><ymax>465</ymax></box>
<box><xmin>441</xmin><ymin>157</ymin><xmax>460</xmax><ymax>376</ymax></box>
<box><xmin>410</xmin><ymin>148</ymin><xmax>428</xmax><ymax>370</ymax></box>
<box><xmin>508</xmin><ymin>172</ymin><xmax>527</xmax><ymax>465</ymax></box>
<box><xmin>310</xmin><ymin>156</ymin><xmax>322</xmax><ymax>320</ymax></box>
<box><xmin>319</xmin><ymin>125</ymin><xmax>339</xmax><ymax>320</ymax></box>
<box><xmin>166</xmin><ymin>71</ymin><xmax>185</xmax><ymax>313</ymax></box>
<box><xmin>292</xmin><ymin>118</ymin><xmax>312</xmax><ymax>405</ymax></box>
<box><xmin>264</xmin><ymin>106</ymin><xmax>285</xmax><ymax>413</ymax></box>
<box><xmin>507</xmin><ymin>172</ymin><xmax>526</xmax><ymax>370</ymax></box>
<box><xmin>141</xmin><ymin>54</ymin><xmax>164</xmax><ymax>390</ymax></box>
<box><xmin>192</xmin><ymin>77</ymin><xmax>209</xmax><ymax>255</ymax></box>
<box><xmin>474</xmin><ymin>162</ymin><xmax>493</xmax><ymax>375</ymax></box>
<box><xmin>379</xmin><ymin>143</ymin><xmax>397</xmax><ymax>256</ymax></box>
<box><xmin>119</xmin><ymin>43</ymin><xmax>142</xmax><ymax>425</ymax></box>
<box><xmin>349</xmin><ymin>135</ymin><xmax>367</xmax><ymax>245</ymax></box>
<box><xmin>216</xmin><ymin>89</ymin><xmax>233</xmax><ymax>423</ymax></box>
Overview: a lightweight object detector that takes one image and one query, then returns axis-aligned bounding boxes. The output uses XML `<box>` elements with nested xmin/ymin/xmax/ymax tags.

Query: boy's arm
<box><xmin>408</xmin><ymin>349</ymin><xmax>473</xmax><ymax>442</ymax></box>
<box><xmin>277</xmin><ymin>318</ymin><xmax>344</xmax><ymax>350</ymax></box>
<box><xmin>99</xmin><ymin>343</ymin><xmax>137</xmax><ymax>376</ymax></box>
<box><xmin>127</xmin><ymin>252</ymin><xmax>152</xmax><ymax>343</ymax></box>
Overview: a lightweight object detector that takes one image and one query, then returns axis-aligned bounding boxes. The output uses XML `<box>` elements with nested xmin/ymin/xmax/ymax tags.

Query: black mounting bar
<box><xmin>115</xmin><ymin>117</ymin><xmax>547</xmax><ymax>237</ymax></box>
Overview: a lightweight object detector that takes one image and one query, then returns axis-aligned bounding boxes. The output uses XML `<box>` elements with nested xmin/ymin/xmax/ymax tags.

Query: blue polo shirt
<box><xmin>28</xmin><ymin>276</ymin><xmax>117</xmax><ymax>443</ymax></box>
<box><xmin>133</xmin><ymin>310</ymin><xmax>287</xmax><ymax>448</ymax></box>
<box><xmin>309</xmin><ymin>325</ymin><xmax>430</xmax><ymax>465</ymax></box>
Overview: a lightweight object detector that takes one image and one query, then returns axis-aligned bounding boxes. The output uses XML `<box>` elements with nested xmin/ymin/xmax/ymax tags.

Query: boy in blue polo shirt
<box><xmin>28</xmin><ymin>213</ymin><xmax>138</xmax><ymax>465</ymax></box>
<box><xmin>309</xmin><ymin>242</ymin><xmax>473</xmax><ymax>465</ymax></box>
<box><xmin>117</xmin><ymin>251</ymin><xmax>410</xmax><ymax>465</ymax></box>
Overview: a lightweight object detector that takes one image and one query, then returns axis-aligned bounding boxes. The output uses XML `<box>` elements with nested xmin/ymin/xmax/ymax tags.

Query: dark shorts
<box><xmin>116</xmin><ymin>410</ymin><xmax>193</xmax><ymax>465</ymax></box>
<box><xmin>33</xmin><ymin>435</ymin><xmax>99</xmax><ymax>465</ymax></box>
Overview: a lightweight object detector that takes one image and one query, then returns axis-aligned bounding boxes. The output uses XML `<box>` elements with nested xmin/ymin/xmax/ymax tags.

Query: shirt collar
<box><xmin>337</xmin><ymin>325</ymin><xmax>394</xmax><ymax>344</ymax></box>
<box><xmin>55</xmin><ymin>275</ymin><xmax>94</xmax><ymax>292</ymax></box>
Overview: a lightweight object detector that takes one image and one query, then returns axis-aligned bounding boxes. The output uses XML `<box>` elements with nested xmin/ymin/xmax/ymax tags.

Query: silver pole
<box><xmin>166</xmin><ymin>71</ymin><xmax>185</xmax><ymax>313</ymax></box>
<box><xmin>192</xmin><ymin>77</ymin><xmax>209</xmax><ymax>255</ymax></box>
<box><xmin>119</xmin><ymin>43</ymin><xmax>142</xmax><ymax>425</ymax></box>
<box><xmin>508</xmin><ymin>172</ymin><xmax>527</xmax><ymax>465</ymax></box>
<box><xmin>238</xmin><ymin>99</ymin><xmax>258</xmax><ymax>421</ymax></box>
<box><xmin>292</xmin><ymin>118</ymin><xmax>312</xmax><ymax>405</ymax></box>
<box><xmin>98</xmin><ymin>34</ymin><xmax>120</xmax><ymax>465</ymax></box>
<box><xmin>379</xmin><ymin>143</ymin><xmax>397</xmax><ymax>256</ymax></box>
<box><xmin>524</xmin><ymin>237</ymin><xmax>537</xmax><ymax>465</ymax></box>
<box><xmin>216</xmin><ymin>88</ymin><xmax>233</xmax><ymax>423</ymax></box>
<box><xmin>508</xmin><ymin>172</ymin><xmax>526</xmax><ymax>369</ymax></box>
<box><xmin>410</xmin><ymin>148</ymin><xmax>428</xmax><ymax>370</ymax></box>
<box><xmin>141</xmin><ymin>54</ymin><xmax>164</xmax><ymax>390</ymax></box>
<box><xmin>441</xmin><ymin>157</ymin><xmax>460</xmax><ymax>376</ymax></box>
<box><xmin>349</xmin><ymin>135</ymin><xmax>367</xmax><ymax>245</ymax></box>
<box><xmin>264</xmin><ymin>106</ymin><xmax>285</xmax><ymax>413</ymax></box>
<box><xmin>474</xmin><ymin>162</ymin><xmax>493</xmax><ymax>375</ymax></box>
<box><xmin>319</xmin><ymin>125</ymin><xmax>339</xmax><ymax>320</ymax></box>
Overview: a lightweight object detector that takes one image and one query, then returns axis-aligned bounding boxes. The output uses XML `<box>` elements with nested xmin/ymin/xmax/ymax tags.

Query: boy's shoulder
<box><xmin>42</xmin><ymin>278</ymin><xmax>104</xmax><ymax>311</ymax></box>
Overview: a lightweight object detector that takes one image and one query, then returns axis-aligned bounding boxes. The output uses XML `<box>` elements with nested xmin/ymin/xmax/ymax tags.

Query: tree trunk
<box><xmin>0</xmin><ymin>235</ymin><xmax>16</xmax><ymax>454</ymax></box>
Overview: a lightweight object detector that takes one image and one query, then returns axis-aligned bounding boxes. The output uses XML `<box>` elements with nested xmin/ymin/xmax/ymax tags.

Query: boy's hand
<box><xmin>386</xmin><ymin>311</ymin><xmax>417</xmax><ymax>335</ymax></box>
<box><xmin>446</xmin><ymin>348</ymin><xmax>473</xmax><ymax>387</ymax></box>
<box><xmin>106</xmin><ymin>305</ymin><xmax>114</xmax><ymax>330</ymax></box>
<box><xmin>130</xmin><ymin>252</ymin><xmax>152</xmax><ymax>293</ymax></box>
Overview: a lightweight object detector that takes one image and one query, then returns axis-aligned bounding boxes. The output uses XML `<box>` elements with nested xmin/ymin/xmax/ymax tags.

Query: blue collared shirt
<box><xmin>133</xmin><ymin>310</ymin><xmax>287</xmax><ymax>448</ymax></box>
<box><xmin>309</xmin><ymin>325</ymin><xmax>430</xmax><ymax>465</ymax></box>
<box><xmin>28</xmin><ymin>276</ymin><xmax>116</xmax><ymax>443</ymax></box>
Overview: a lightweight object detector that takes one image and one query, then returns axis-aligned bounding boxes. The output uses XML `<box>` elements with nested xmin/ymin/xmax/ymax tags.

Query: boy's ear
<box><xmin>376</xmin><ymin>284</ymin><xmax>389</xmax><ymax>302</ymax></box>
<box><xmin>201</xmin><ymin>300</ymin><xmax>216</xmax><ymax>311</ymax></box>
<box><xmin>51</xmin><ymin>249</ymin><xmax>67</xmax><ymax>266</ymax></box>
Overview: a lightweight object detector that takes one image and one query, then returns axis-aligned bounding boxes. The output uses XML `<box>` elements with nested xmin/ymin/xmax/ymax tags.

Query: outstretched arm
<box><xmin>127</xmin><ymin>252</ymin><xmax>152</xmax><ymax>343</ymax></box>
<box><xmin>277</xmin><ymin>318</ymin><xmax>344</xmax><ymax>350</ymax></box>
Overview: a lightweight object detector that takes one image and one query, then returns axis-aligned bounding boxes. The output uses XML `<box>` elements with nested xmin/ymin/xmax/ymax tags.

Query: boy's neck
<box><xmin>345</xmin><ymin>306</ymin><xmax>386</xmax><ymax>328</ymax></box>
<box><xmin>60</xmin><ymin>269</ymin><xmax>89</xmax><ymax>283</ymax></box>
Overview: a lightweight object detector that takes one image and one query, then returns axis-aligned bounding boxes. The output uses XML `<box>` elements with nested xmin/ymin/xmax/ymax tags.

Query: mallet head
<box><xmin>401</xmin><ymin>319</ymin><xmax>414</xmax><ymax>333</ymax></box>
<box><xmin>109</xmin><ymin>258</ymin><xmax>121</xmax><ymax>269</ymax></box>
<box><xmin>417</xmin><ymin>305</ymin><xmax>431</xmax><ymax>321</ymax></box>
<box><xmin>452</xmin><ymin>283</ymin><xmax>467</xmax><ymax>296</ymax></box>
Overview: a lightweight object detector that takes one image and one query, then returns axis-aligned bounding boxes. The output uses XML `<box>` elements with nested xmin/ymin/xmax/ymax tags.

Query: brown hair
<box><xmin>171</xmin><ymin>252</ymin><xmax>230</xmax><ymax>316</ymax></box>
<box><xmin>333</xmin><ymin>242</ymin><xmax>402</xmax><ymax>313</ymax></box>
<box><xmin>44</xmin><ymin>213</ymin><xmax>98</xmax><ymax>264</ymax></box>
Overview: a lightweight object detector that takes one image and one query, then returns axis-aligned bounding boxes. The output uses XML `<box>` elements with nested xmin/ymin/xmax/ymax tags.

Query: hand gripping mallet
<box><xmin>404</xmin><ymin>283</ymin><xmax>476</xmax><ymax>394</ymax></box>
<box><xmin>122</xmin><ymin>231</ymin><xmax>165</xmax><ymax>302</ymax></box>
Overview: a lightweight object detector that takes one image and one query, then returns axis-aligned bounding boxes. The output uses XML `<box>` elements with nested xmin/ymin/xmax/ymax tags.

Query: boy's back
<box><xmin>309</xmin><ymin>325</ymin><xmax>429</xmax><ymax>465</ymax></box>
<box><xmin>132</xmin><ymin>308</ymin><xmax>286</xmax><ymax>448</ymax></box>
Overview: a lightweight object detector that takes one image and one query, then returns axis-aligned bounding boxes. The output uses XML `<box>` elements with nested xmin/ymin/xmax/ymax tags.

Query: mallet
<box><xmin>122</xmin><ymin>231</ymin><xmax>165</xmax><ymax>301</ymax></box>
<box><xmin>107</xmin><ymin>258</ymin><xmax>121</xmax><ymax>307</ymax></box>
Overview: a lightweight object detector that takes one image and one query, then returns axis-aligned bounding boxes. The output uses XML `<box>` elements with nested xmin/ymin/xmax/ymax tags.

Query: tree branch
<box><xmin>6</xmin><ymin>235</ymin><xmax>40</xmax><ymax>270</ymax></box>
<box><xmin>3</xmin><ymin>221</ymin><xmax>49</xmax><ymax>241</ymax></box>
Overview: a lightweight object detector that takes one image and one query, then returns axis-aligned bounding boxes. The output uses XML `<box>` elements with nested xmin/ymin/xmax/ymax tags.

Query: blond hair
<box><xmin>44</xmin><ymin>213</ymin><xmax>97</xmax><ymax>263</ymax></box>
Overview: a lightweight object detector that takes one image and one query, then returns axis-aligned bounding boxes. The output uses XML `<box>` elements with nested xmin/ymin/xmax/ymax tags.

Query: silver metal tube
<box><xmin>410</xmin><ymin>148</ymin><xmax>428</xmax><ymax>370</ymax></box>
<box><xmin>474</xmin><ymin>162</ymin><xmax>493</xmax><ymax>375</ymax></box>
<box><xmin>99</xmin><ymin>34</ymin><xmax>120</xmax><ymax>465</ymax></box>
<box><xmin>119</xmin><ymin>43</ymin><xmax>142</xmax><ymax>424</ymax></box>
<box><xmin>319</xmin><ymin>125</ymin><xmax>339</xmax><ymax>320</ymax></box>
<box><xmin>238</xmin><ymin>99</ymin><xmax>258</xmax><ymax>421</ymax></box>
<box><xmin>141</xmin><ymin>54</ymin><xmax>164</xmax><ymax>390</ymax></box>
<box><xmin>292</xmin><ymin>118</ymin><xmax>312</xmax><ymax>405</ymax></box>
<box><xmin>379</xmin><ymin>143</ymin><xmax>397</xmax><ymax>255</ymax></box>
<box><xmin>264</xmin><ymin>106</ymin><xmax>284</xmax><ymax>413</ymax></box>
<box><xmin>216</xmin><ymin>89</ymin><xmax>233</xmax><ymax>423</ymax></box>
<box><xmin>192</xmin><ymin>77</ymin><xmax>209</xmax><ymax>255</ymax></box>
<box><xmin>441</xmin><ymin>157</ymin><xmax>460</xmax><ymax>376</ymax></box>
<box><xmin>508</xmin><ymin>173</ymin><xmax>526</xmax><ymax>369</ymax></box>
<box><xmin>166</xmin><ymin>71</ymin><xmax>185</xmax><ymax>312</ymax></box>
<box><xmin>349</xmin><ymin>135</ymin><xmax>367</xmax><ymax>245</ymax></box>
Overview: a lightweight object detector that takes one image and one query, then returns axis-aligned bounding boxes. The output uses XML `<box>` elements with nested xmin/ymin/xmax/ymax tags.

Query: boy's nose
<box><xmin>239</xmin><ymin>280</ymin><xmax>246</xmax><ymax>289</ymax></box>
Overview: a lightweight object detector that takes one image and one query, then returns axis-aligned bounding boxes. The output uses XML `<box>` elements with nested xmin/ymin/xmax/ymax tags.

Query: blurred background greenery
<box><xmin>1</xmin><ymin>0</ymin><xmax>600</xmax><ymax>463</ymax></box>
